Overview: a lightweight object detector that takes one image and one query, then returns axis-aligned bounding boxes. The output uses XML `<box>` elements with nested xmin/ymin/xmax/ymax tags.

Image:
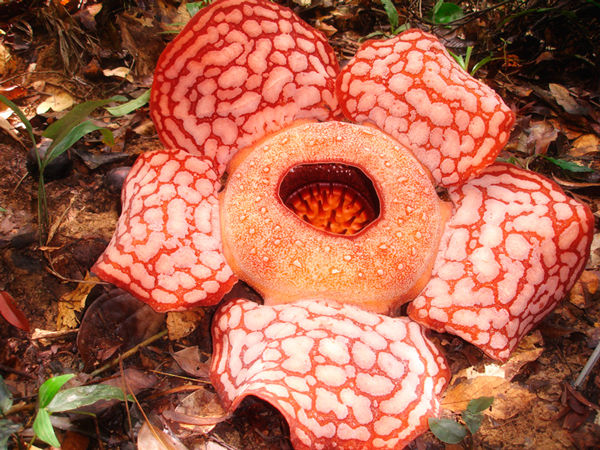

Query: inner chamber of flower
<box><xmin>279</xmin><ymin>163</ymin><xmax>381</xmax><ymax>236</ymax></box>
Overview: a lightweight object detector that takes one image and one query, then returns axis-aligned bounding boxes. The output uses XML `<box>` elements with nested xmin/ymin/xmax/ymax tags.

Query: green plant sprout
<box><xmin>429</xmin><ymin>396</ymin><xmax>494</xmax><ymax>446</ymax></box>
<box><xmin>1</xmin><ymin>373</ymin><xmax>130</xmax><ymax>449</ymax></box>
<box><xmin>448</xmin><ymin>46</ymin><xmax>495</xmax><ymax>77</ymax></box>
<box><xmin>33</xmin><ymin>374</ymin><xmax>130</xmax><ymax>448</ymax></box>
<box><xmin>0</xmin><ymin>91</ymin><xmax>149</xmax><ymax>244</ymax></box>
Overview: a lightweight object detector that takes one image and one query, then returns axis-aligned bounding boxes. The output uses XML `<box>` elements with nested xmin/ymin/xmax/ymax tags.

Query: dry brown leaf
<box><xmin>528</xmin><ymin>120</ymin><xmax>558</xmax><ymax>155</ymax></box>
<box><xmin>103</xmin><ymin>67</ymin><xmax>134</xmax><ymax>82</ymax></box>
<box><xmin>500</xmin><ymin>331</ymin><xmax>545</xmax><ymax>380</ymax></box>
<box><xmin>0</xmin><ymin>116</ymin><xmax>22</xmax><ymax>144</ymax></box>
<box><xmin>164</xmin><ymin>388</ymin><xmax>232</xmax><ymax>437</ymax></box>
<box><xmin>0</xmin><ymin>43</ymin><xmax>14</xmax><ymax>75</ymax></box>
<box><xmin>166</xmin><ymin>309</ymin><xmax>206</xmax><ymax>340</ymax></box>
<box><xmin>172</xmin><ymin>346</ymin><xmax>210</xmax><ymax>378</ymax></box>
<box><xmin>56</xmin><ymin>273</ymin><xmax>98</xmax><ymax>330</ymax></box>
<box><xmin>569</xmin><ymin>270</ymin><xmax>599</xmax><ymax>308</ymax></box>
<box><xmin>442</xmin><ymin>376</ymin><xmax>536</xmax><ymax>420</ymax></box>
<box><xmin>549</xmin><ymin>83</ymin><xmax>586</xmax><ymax>115</ymax></box>
<box><xmin>138</xmin><ymin>422</ymin><xmax>189</xmax><ymax>450</ymax></box>
<box><xmin>570</xmin><ymin>134</ymin><xmax>600</xmax><ymax>157</ymax></box>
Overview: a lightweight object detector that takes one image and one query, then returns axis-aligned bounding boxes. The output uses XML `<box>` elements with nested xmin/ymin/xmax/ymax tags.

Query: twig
<box><xmin>90</xmin><ymin>329</ymin><xmax>168</xmax><ymax>378</ymax></box>
<box><xmin>573</xmin><ymin>341</ymin><xmax>600</xmax><ymax>389</ymax></box>
<box><xmin>0</xmin><ymin>364</ymin><xmax>36</xmax><ymax>380</ymax></box>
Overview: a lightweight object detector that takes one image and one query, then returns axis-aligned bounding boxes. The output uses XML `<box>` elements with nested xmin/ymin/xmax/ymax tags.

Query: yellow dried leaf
<box><xmin>166</xmin><ymin>309</ymin><xmax>205</xmax><ymax>340</ymax></box>
<box><xmin>36</xmin><ymin>92</ymin><xmax>74</xmax><ymax>114</ymax></box>
<box><xmin>442</xmin><ymin>376</ymin><xmax>536</xmax><ymax>420</ymax></box>
<box><xmin>570</xmin><ymin>134</ymin><xmax>600</xmax><ymax>157</ymax></box>
<box><xmin>56</xmin><ymin>273</ymin><xmax>99</xmax><ymax>330</ymax></box>
<box><xmin>103</xmin><ymin>67</ymin><xmax>134</xmax><ymax>82</ymax></box>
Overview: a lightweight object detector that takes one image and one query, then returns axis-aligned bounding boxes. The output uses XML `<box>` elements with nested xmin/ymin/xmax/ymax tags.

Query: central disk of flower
<box><xmin>279</xmin><ymin>163</ymin><xmax>380</xmax><ymax>236</ymax></box>
<box><xmin>220</xmin><ymin>121</ymin><xmax>449</xmax><ymax>313</ymax></box>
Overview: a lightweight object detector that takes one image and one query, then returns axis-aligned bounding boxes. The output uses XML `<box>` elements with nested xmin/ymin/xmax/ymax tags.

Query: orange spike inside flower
<box><xmin>285</xmin><ymin>182</ymin><xmax>375</xmax><ymax>235</ymax></box>
<box><xmin>281</xmin><ymin>163</ymin><xmax>380</xmax><ymax>236</ymax></box>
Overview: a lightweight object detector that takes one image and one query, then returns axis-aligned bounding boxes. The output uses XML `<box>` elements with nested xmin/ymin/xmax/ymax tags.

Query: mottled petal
<box><xmin>93</xmin><ymin>149</ymin><xmax>237</xmax><ymax>312</ymax></box>
<box><xmin>211</xmin><ymin>298</ymin><xmax>450</xmax><ymax>450</ymax></box>
<box><xmin>151</xmin><ymin>0</ymin><xmax>341</xmax><ymax>176</ymax></box>
<box><xmin>408</xmin><ymin>162</ymin><xmax>594</xmax><ymax>360</ymax></box>
<box><xmin>336</xmin><ymin>29</ymin><xmax>515</xmax><ymax>187</ymax></box>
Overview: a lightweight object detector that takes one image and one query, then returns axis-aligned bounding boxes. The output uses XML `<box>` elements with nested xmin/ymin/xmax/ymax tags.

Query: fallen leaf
<box><xmin>0</xmin><ymin>43</ymin><xmax>13</xmax><ymax>76</ymax></box>
<box><xmin>570</xmin><ymin>134</ymin><xmax>600</xmax><ymax>157</ymax></box>
<box><xmin>569</xmin><ymin>270</ymin><xmax>599</xmax><ymax>308</ymax></box>
<box><xmin>442</xmin><ymin>376</ymin><xmax>536</xmax><ymax>421</ymax></box>
<box><xmin>138</xmin><ymin>422</ymin><xmax>189</xmax><ymax>450</ymax></box>
<box><xmin>103</xmin><ymin>67</ymin><xmax>134</xmax><ymax>82</ymax></box>
<box><xmin>172</xmin><ymin>346</ymin><xmax>210</xmax><ymax>378</ymax></box>
<box><xmin>499</xmin><ymin>331</ymin><xmax>545</xmax><ymax>380</ymax></box>
<box><xmin>56</xmin><ymin>273</ymin><xmax>97</xmax><ymax>330</ymax></box>
<box><xmin>77</xmin><ymin>288</ymin><xmax>165</xmax><ymax>371</ymax></box>
<box><xmin>166</xmin><ymin>309</ymin><xmax>205</xmax><ymax>340</ymax></box>
<box><xmin>36</xmin><ymin>92</ymin><xmax>74</xmax><ymax>114</ymax></box>
<box><xmin>164</xmin><ymin>388</ymin><xmax>232</xmax><ymax>437</ymax></box>
<box><xmin>528</xmin><ymin>120</ymin><xmax>558</xmax><ymax>155</ymax></box>
<box><xmin>0</xmin><ymin>290</ymin><xmax>30</xmax><ymax>332</ymax></box>
<box><xmin>549</xmin><ymin>83</ymin><xmax>588</xmax><ymax>116</ymax></box>
<box><xmin>0</xmin><ymin>115</ymin><xmax>22</xmax><ymax>144</ymax></box>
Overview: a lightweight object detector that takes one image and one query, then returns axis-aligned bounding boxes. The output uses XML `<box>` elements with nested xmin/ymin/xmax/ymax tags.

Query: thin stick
<box><xmin>90</xmin><ymin>329</ymin><xmax>168</xmax><ymax>378</ymax></box>
<box><xmin>573</xmin><ymin>341</ymin><xmax>600</xmax><ymax>389</ymax></box>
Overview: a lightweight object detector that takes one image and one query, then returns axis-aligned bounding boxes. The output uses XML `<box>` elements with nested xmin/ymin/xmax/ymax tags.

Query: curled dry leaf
<box><xmin>138</xmin><ymin>422</ymin><xmax>189</xmax><ymax>450</ymax></box>
<box><xmin>172</xmin><ymin>346</ymin><xmax>210</xmax><ymax>378</ymax></box>
<box><xmin>77</xmin><ymin>288</ymin><xmax>165</xmax><ymax>371</ymax></box>
<box><xmin>164</xmin><ymin>388</ymin><xmax>231</xmax><ymax>438</ymax></box>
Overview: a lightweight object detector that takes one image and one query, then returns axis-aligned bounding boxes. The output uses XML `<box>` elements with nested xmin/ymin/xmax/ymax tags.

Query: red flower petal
<box><xmin>336</xmin><ymin>29</ymin><xmax>515</xmax><ymax>188</ymax></box>
<box><xmin>151</xmin><ymin>0</ymin><xmax>341</xmax><ymax>176</ymax></box>
<box><xmin>408</xmin><ymin>162</ymin><xmax>594</xmax><ymax>360</ymax></box>
<box><xmin>93</xmin><ymin>149</ymin><xmax>237</xmax><ymax>312</ymax></box>
<box><xmin>211</xmin><ymin>298</ymin><xmax>450</xmax><ymax>449</ymax></box>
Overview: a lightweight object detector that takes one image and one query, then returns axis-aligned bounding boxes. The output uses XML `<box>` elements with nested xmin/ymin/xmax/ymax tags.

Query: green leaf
<box><xmin>187</xmin><ymin>0</ymin><xmax>212</xmax><ymax>17</ymax></box>
<box><xmin>105</xmin><ymin>89</ymin><xmax>151</xmax><ymax>116</ymax></box>
<box><xmin>461</xmin><ymin>410</ymin><xmax>484</xmax><ymax>434</ymax></box>
<box><xmin>0</xmin><ymin>377</ymin><xmax>12</xmax><ymax>415</ymax></box>
<box><xmin>0</xmin><ymin>94</ymin><xmax>36</xmax><ymax>151</ymax></box>
<box><xmin>381</xmin><ymin>0</ymin><xmax>399</xmax><ymax>33</ymax></box>
<box><xmin>467</xmin><ymin>396</ymin><xmax>495</xmax><ymax>414</ymax></box>
<box><xmin>428</xmin><ymin>418</ymin><xmax>468</xmax><ymax>444</ymax></box>
<box><xmin>448</xmin><ymin>49</ymin><xmax>467</xmax><ymax>71</ymax></box>
<box><xmin>545</xmin><ymin>156</ymin><xmax>594</xmax><ymax>173</ymax></box>
<box><xmin>432</xmin><ymin>2</ymin><xmax>464</xmax><ymax>24</ymax></box>
<box><xmin>33</xmin><ymin>408</ymin><xmax>61</xmax><ymax>448</ymax></box>
<box><xmin>0</xmin><ymin>419</ymin><xmax>21</xmax><ymax>450</ymax></box>
<box><xmin>43</xmin><ymin>121</ymin><xmax>113</xmax><ymax>169</ymax></box>
<box><xmin>47</xmin><ymin>385</ymin><xmax>129</xmax><ymax>413</ymax></box>
<box><xmin>42</xmin><ymin>95</ymin><xmax>126</xmax><ymax>142</ymax></box>
<box><xmin>38</xmin><ymin>374</ymin><xmax>75</xmax><ymax>409</ymax></box>
<box><xmin>471</xmin><ymin>54</ymin><xmax>494</xmax><ymax>76</ymax></box>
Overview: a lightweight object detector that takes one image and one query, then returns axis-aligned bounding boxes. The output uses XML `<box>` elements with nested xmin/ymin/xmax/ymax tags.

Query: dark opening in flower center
<box><xmin>279</xmin><ymin>163</ymin><xmax>381</xmax><ymax>235</ymax></box>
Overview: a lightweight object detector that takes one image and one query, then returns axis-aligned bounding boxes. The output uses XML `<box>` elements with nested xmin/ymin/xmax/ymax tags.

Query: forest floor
<box><xmin>0</xmin><ymin>0</ymin><xmax>599</xmax><ymax>449</ymax></box>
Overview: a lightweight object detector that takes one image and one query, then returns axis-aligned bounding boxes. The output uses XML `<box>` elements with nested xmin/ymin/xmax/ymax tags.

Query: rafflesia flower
<box><xmin>92</xmin><ymin>0</ymin><xmax>595</xmax><ymax>448</ymax></box>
